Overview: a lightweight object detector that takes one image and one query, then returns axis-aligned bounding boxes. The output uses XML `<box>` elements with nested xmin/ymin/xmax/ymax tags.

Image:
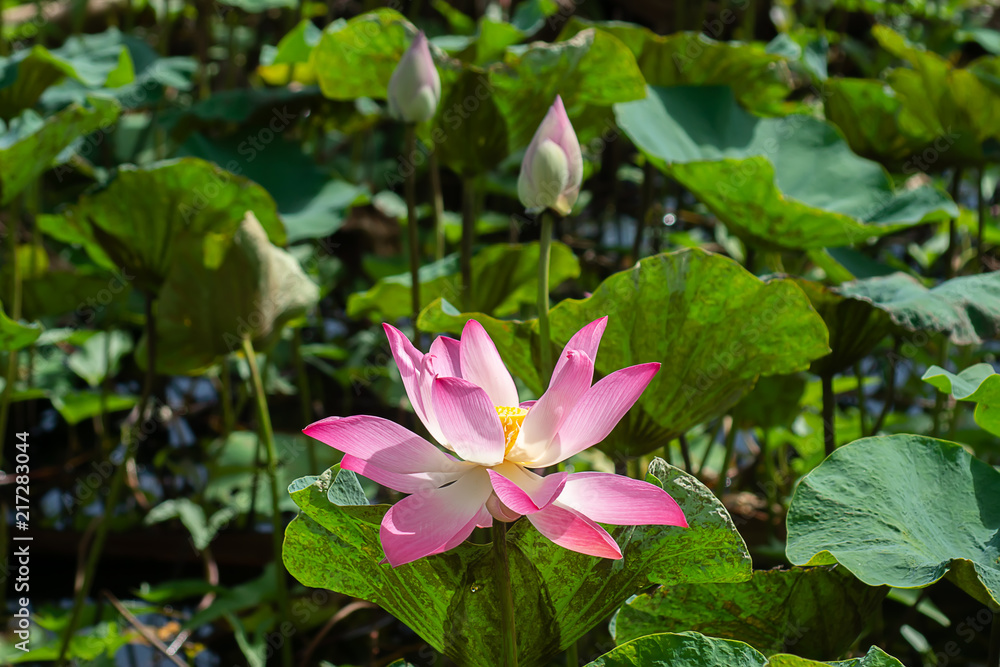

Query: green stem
<box><xmin>537</xmin><ymin>211</ymin><xmax>554</xmax><ymax>383</ymax></box>
<box><xmin>430</xmin><ymin>151</ymin><xmax>445</xmax><ymax>261</ymax></box>
<box><xmin>947</xmin><ymin>167</ymin><xmax>963</xmax><ymax>279</ymax></box>
<box><xmin>404</xmin><ymin>124</ymin><xmax>421</xmax><ymax>345</ymax></box>
<box><xmin>292</xmin><ymin>328</ymin><xmax>317</xmax><ymax>472</ymax></box>
<box><xmin>761</xmin><ymin>428</ymin><xmax>777</xmax><ymax>540</ymax></box>
<box><xmin>461</xmin><ymin>174</ymin><xmax>476</xmax><ymax>310</ymax></box>
<box><xmin>633</xmin><ymin>160</ymin><xmax>654</xmax><ymax>263</ymax></box>
<box><xmin>220</xmin><ymin>358</ymin><xmax>234</xmax><ymax>439</ymax></box>
<box><xmin>978</xmin><ymin>165</ymin><xmax>987</xmax><ymax>274</ymax></box>
<box><xmin>871</xmin><ymin>336</ymin><xmax>900</xmax><ymax>436</ymax></box>
<box><xmin>822</xmin><ymin>373</ymin><xmax>836</xmax><ymax>456</ymax></box>
<box><xmin>854</xmin><ymin>362</ymin><xmax>867</xmax><ymax>437</ymax></box>
<box><xmin>678</xmin><ymin>433</ymin><xmax>693</xmax><ymax>473</ymax></box>
<box><xmin>716</xmin><ymin>419</ymin><xmax>737</xmax><ymax>495</ymax></box>
<box><xmin>931</xmin><ymin>338</ymin><xmax>951</xmax><ymax>438</ymax></box>
<box><xmin>565</xmin><ymin>640</ymin><xmax>578</xmax><ymax>667</ymax></box>
<box><xmin>241</xmin><ymin>336</ymin><xmax>292</xmax><ymax>667</ymax></box>
<box><xmin>58</xmin><ymin>293</ymin><xmax>157</xmax><ymax>667</ymax></box>
<box><xmin>492</xmin><ymin>522</ymin><xmax>518</xmax><ymax>667</ymax></box>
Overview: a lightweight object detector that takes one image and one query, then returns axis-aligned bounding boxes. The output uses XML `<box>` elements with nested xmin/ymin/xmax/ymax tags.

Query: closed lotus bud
<box><xmin>517</xmin><ymin>95</ymin><xmax>583</xmax><ymax>216</ymax></box>
<box><xmin>388</xmin><ymin>31</ymin><xmax>441</xmax><ymax>124</ymax></box>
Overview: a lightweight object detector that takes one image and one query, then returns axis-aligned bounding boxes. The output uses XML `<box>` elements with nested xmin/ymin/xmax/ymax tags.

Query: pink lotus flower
<box><xmin>517</xmin><ymin>95</ymin><xmax>583</xmax><ymax>216</ymax></box>
<box><xmin>304</xmin><ymin>318</ymin><xmax>687</xmax><ymax>567</ymax></box>
<box><xmin>387</xmin><ymin>31</ymin><xmax>441</xmax><ymax>124</ymax></box>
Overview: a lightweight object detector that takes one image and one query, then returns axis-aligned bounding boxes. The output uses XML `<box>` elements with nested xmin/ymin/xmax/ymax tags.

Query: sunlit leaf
<box><xmin>284</xmin><ymin>460</ymin><xmax>750</xmax><ymax>666</ymax></box>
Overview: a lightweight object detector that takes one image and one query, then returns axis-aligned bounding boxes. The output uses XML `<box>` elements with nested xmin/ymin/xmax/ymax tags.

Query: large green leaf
<box><xmin>312</xmin><ymin>9</ymin><xmax>417</xmax><ymax>101</ymax></box>
<box><xmin>420</xmin><ymin>249</ymin><xmax>829</xmax><ymax>456</ymax></box>
<box><xmin>923</xmin><ymin>364</ymin><xmax>1000</xmax><ymax>436</ymax></box>
<box><xmin>0</xmin><ymin>300</ymin><xmax>42</xmax><ymax>351</ymax></box>
<box><xmin>491</xmin><ymin>28</ymin><xmax>646</xmax><ymax>150</ymax></box>
<box><xmin>56</xmin><ymin>158</ymin><xmax>285</xmax><ymax>292</ymax></box>
<box><xmin>560</xmin><ymin>18</ymin><xmax>792</xmax><ymax>115</ymax></box>
<box><xmin>835</xmin><ymin>271</ymin><xmax>1000</xmax><ymax>346</ymax></box>
<box><xmin>614</xmin><ymin>86</ymin><xmax>957</xmax><ymax>250</ymax></box>
<box><xmin>0</xmin><ymin>97</ymin><xmax>121</xmax><ymax>205</ymax></box>
<box><xmin>587</xmin><ymin>633</ymin><xmax>903</xmax><ymax>667</ymax></box>
<box><xmin>348</xmin><ymin>241</ymin><xmax>579</xmax><ymax>322</ymax></box>
<box><xmin>613</xmin><ymin>566</ymin><xmax>886</xmax><ymax>658</ymax></box>
<box><xmin>137</xmin><ymin>211</ymin><xmax>318</xmax><ymax>375</ymax></box>
<box><xmin>787</xmin><ymin>435</ymin><xmax>1000</xmax><ymax>609</ymax></box>
<box><xmin>283</xmin><ymin>459</ymin><xmax>751</xmax><ymax>667</ymax></box>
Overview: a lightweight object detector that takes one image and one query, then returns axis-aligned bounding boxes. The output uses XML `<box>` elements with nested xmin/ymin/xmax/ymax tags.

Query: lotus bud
<box><xmin>388</xmin><ymin>31</ymin><xmax>441</xmax><ymax>124</ymax></box>
<box><xmin>517</xmin><ymin>95</ymin><xmax>583</xmax><ymax>216</ymax></box>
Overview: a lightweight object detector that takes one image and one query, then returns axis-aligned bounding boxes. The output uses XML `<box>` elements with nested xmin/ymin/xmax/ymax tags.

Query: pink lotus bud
<box><xmin>388</xmin><ymin>31</ymin><xmax>441</xmax><ymax>124</ymax></box>
<box><xmin>517</xmin><ymin>96</ymin><xmax>583</xmax><ymax>216</ymax></box>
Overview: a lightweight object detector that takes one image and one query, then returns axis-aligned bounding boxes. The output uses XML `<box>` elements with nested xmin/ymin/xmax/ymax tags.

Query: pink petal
<box><xmin>487</xmin><ymin>467</ymin><xmax>567</xmax><ymax>515</ymax></box>
<box><xmin>459</xmin><ymin>320</ymin><xmax>519</xmax><ymax>407</ymax></box>
<box><xmin>529</xmin><ymin>362</ymin><xmax>661</xmax><ymax>467</ymax></box>
<box><xmin>557</xmin><ymin>472</ymin><xmax>687</xmax><ymax>527</ymax></box>
<box><xmin>552</xmin><ymin>316</ymin><xmax>607</xmax><ymax>382</ymax></box>
<box><xmin>527</xmin><ymin>502</ymin><xmax>622</xmax><ymax>559</ymax></box>
<box><xmin>304</xmin><ymin>415</ymin><xmax>466</xmax><ymax>475</ymax></box>
<box><xmin>341</xmin><ymin>454</ymin><xmax>468</xmax><ymax>494</ymax></box>
<box><xmin>432</xmin><ymin>377</ymin><xmax>506</xmax><ymax>466</ymax></box>
<box><xmin>547</xmin><ymin>96</ymin><xmax>583</xmax><ymax>207</ymax></box>
<box><xmin>380</xmin><ymin>468</ymin><xmax>492</xmax><ymax>566</ymax></box>
<box><xmin>506</xmin><ymin>350</ymin><xmax>593</xmax><ymax>464</ymax></box>
<box><xmin>428</xmin><ymin>335</ymin><xmax>462</xmax><ymax>378</ymax></box>
<box><xmin>383</xmin><ymin>324</ymin><xmax>435</xmax><ymax>434</ymax></box>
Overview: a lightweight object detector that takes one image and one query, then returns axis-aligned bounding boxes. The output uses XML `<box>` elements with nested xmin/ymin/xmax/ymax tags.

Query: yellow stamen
<box><xmin>495</xmin><ymin>406</ymin><xmax>528</xmax><ymax>456</ymax></box>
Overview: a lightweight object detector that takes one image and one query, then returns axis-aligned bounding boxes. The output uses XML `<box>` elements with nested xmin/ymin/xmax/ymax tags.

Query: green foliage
<box><xmin>923</xmin><ymin>364</ymin><xmax>1000</xmax><ymax>435</ymax></box>
<box><xmin>616</xmin><ymin>86</ymin><xmax>957</xmax><ymax>250</ymax></box>
<box><xmin>349</xmin><ymin>241</ymin><xmax>580</xmax><ymax>321</ymax></box>
<box><xmin>0</xmin><ymin>97</ymin><xmax>121</xmax><ymax>205</ymax></box>
<box><xmin>0</xmin><ymin>300</ymin><xmax>41</xmax><ymax>351</ymax></box>
<box><xmin>586</xmin><ymin>632</ymin><xmax>904</xmax><ymax>666</ymax></box>
<box><xmin>137</xmin><ymin>211</ymin><xmax>318</xmax><ymax>375</ymax></box>
<box><xmin>283</xmin><ymin>461</ymin><xmax>751</xmax><ymax>666</ymax></box>
<box><xmin>422</xmin><ymin>249</ymin><xmax>829</xmax><ymax>456</ymax></box>
<box><xmin>787</xmin><ymin>435</ymin><xmax>1000</xmax><ymax>609</ymax></box>
<box><xmin>614</xmin><ymin>567</ymin><xmax>887</xmax><ymax>657</ymax></box>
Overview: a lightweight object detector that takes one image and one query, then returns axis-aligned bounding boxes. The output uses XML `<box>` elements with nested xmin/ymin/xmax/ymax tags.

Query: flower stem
<box><xmin>404</xmin><ymin>123</ymin><xmax>421</xmax><ymax>345</ymax></box>
<box><xmin>716</xmin><ymin>419</ymin><xmax>737</xmax><ymax>495</ymax></box>
<box><xmin>537</xmin><ymin>210</ymin><xmax>554</xmax><ymax>382</ymax></box>
<box><xmin>978</xmin><ymin>166</ymin><xmax>987</xmax><ymax>274</ymax></box>
<box><xmin>241</xmin><ymin>336</ymin><xmax>293</xmax><ymax>667</ymax></box>
<box><xmin>292</xmin><ymin>328</ymin><xmax>317</xmax><ymax>472</ymax></box>
<box><xmin>461</xmin><ymin>174</ymin><xmax>476</xmax><ymax>310</ymax></box>
<box><xmin>492</xmin><ymin>522</ymin><xmax>518</xmax><ymax>667</ymax></box>
<box><xmin>822</xmin><ymin>373</ymin><xmax>836</xmax><ymax>456</ymax></box>
<box><xmin>430</xmin><ymin>151</ymin><xmax>445</xmax><ymax>261</ymax></box>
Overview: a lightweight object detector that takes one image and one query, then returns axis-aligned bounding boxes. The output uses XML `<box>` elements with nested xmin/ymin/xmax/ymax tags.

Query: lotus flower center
<box><xmin>495</xmin><ymin>406</ymin><xmax>528</xmax><ymax>456</ymax></box>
